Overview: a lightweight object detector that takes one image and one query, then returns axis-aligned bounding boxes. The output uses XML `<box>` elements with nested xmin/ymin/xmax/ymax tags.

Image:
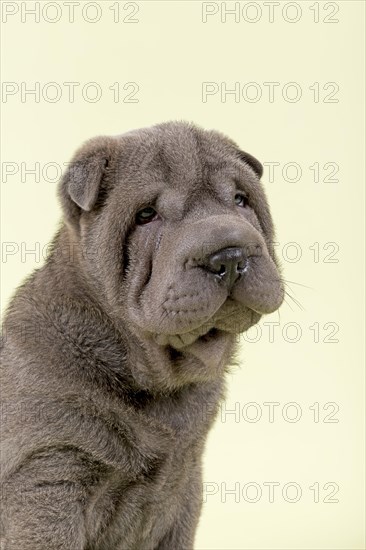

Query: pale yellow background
<box><xmin>1</xmin><ymin>1</ymin><xmax>365</xmax><ymax>548</ymax></box>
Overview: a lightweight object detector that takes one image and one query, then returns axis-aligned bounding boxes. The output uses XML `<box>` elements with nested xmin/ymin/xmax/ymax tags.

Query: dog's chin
<box><xmin>152</xmin><ymin>308</ymin><xmax>261</xmax><ymax>351</ymax></box>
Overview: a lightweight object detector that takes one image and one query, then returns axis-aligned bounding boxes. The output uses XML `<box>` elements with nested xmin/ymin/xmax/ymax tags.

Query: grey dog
<box><xmin>0</xmin><ymin>121</ymin><xmax>284</xmax><ymax>549</ymax></box>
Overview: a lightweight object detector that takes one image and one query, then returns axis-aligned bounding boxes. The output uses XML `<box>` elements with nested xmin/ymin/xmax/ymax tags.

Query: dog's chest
<box><xmin>86</xmin><ymin>381</ymin><xmax>223</xmax><ymax>549</ymax></box>
<box><xmin>88</xmin><ymin>449</ymin><xmax>195</xmax><ymax>549</ymax></box>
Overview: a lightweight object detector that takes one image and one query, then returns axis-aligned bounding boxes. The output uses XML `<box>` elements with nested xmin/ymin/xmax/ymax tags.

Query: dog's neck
<box><xmin>122</xmin><ymin>323</ymin><xmax>237</xmax><ymax>394</ymax></box>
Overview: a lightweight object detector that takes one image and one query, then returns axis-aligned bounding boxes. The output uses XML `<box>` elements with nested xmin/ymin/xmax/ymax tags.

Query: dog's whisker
<box><xmin>281</xmin><ymin>278</ymin><xmax>314</xmax><ymax>291</ymax></box>
<box><xmin>276</xmin><ymin>306</ymin><xmax>281</xmax><ymax>324</ymax></box>
<box><xmin>283</xmin><ymin>296</ymin><xmax>295</xmax><ymax>312</ymax></box>
<box><xmin>284</xmin><ymin>289</ymin><xmax>305</xmax><ymax>311</ymax></box>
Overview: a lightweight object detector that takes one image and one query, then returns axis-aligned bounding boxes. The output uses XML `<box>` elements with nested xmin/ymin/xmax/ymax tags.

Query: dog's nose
<box><xmin>201</xmin><ymin>247</ymin><xmax>247</xmax><ymax>288</ymax></box>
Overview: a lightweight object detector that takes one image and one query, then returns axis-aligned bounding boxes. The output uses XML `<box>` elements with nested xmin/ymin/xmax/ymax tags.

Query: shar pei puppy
<box><xmin>0</xmin><ymin>121</ymin><xmax>284</xmax><ymax>549</ymax></box>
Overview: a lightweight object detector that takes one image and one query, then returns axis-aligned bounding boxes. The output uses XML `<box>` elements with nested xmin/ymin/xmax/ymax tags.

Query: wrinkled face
<box><xmin>64</xmin><ymin>123</ymin><xmax>284</xmax><ymax>365</ymax></box>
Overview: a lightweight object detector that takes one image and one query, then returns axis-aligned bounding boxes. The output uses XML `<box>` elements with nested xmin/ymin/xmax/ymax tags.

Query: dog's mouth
<box><xmin>166</xmin><ymin>327</ymin><xmax>223</xmax><ymax>361</ymax></box>
<box><xmin>152</xmin><ymin>303</ymin><xmax>259</xmax><ymax>351</ymax></box>
<box><xmin>197</xmin><ymin>327</ymin><xmax>220</xmax><ymax>342</ymax></box>
<box><xmin>153</xmin><ymin>324</ymin><xmax>222</xmax><ymax>349</ymax></box>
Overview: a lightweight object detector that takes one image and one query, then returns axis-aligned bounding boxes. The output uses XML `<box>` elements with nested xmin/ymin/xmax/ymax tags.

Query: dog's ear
<box><xmin>58</xmin><ymin>136</ymin><xmax>117</xmax><ymax>227</ymax></box>
<box><xmin>237</xmin><ymin>150</ymin><xmax>263</xmax><ymax>179</ymax></box>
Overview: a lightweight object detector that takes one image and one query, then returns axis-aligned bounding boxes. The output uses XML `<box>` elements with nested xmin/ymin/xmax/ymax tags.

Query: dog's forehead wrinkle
<box><xmin>117</xmin><ymin>125</ymin><xmax>244</xmax><ymax>195</ymax></box>
<box><xmin>159</xmin><ymin>138</ymin><xmax>201</xmax><ymax>189</ymax></box>
<box><xmin>116</xmin><ymin>133</ymin><xmax>161</xmax><ymax>179</ymax></box>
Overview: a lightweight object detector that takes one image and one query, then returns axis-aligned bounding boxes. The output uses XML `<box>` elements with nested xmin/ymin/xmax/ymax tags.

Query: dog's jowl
<box><xmin>0</xmin><ymin>121</ymin><xmax>284</xmax><ymax>549</ymax></box>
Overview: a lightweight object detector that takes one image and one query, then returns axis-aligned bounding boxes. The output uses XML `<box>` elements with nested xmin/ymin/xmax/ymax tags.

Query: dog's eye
<box><xmin>136</xmin><ymin>207</ymin><xmax>158</xmax><ymax>225</ymax></box>
<box><xmin>235</xmin><ymin>193</ymin><xmax>248</xmax><ymax>208</ymax></box>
